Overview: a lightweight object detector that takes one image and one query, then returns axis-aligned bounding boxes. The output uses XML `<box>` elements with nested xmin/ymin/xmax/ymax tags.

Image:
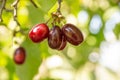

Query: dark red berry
<box><xmin>62</xmin><ymin>23</ymin><xmax>83</xmax><ymax>45</ymax></box>
<box><xmin>14</xmin><ymin>47</ymin><xmax>26</xmax><ymax>65</ymax></box>
<box><xmin>57</xmin><ymin>35</ymin><xmax>67</xmax><ymax>50</ymax></box>
<box><xmin>48</xmin><ymin>26</ymin><xmax>62</xmax><ymax>49</ymax></box>
<box><xmin>29</xmin><ymin>23</ymin><xmax>49</xmax><ymax>43</ymax></box>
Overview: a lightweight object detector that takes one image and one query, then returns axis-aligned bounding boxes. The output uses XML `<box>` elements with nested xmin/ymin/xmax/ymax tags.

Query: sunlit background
<box><xmin>0</xmin><ymin>0</ymin><xmax>120</xmax><ymax>80</ymax></box>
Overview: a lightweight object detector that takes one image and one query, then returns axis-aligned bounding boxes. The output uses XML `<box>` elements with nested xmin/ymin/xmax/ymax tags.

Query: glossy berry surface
<box><xmin>48</xmin><ymin>26</ymin><xmax>62</xmax><ymax>49</ymax></box>
<box><xmin>14</xmin><ymin>47</ymin><xmax>26</xmax><ymax>65</ymax></box>
<box><xmin>57</xmin><ymin>35</ymin><xmax>67</xmax><ymax>50</ymax></box>
<box><xmin>62</xmin><ymin>23</ymin><xmax>83</xmax><ymax>45</ymax></box>
<box><xmin>29</xmin><ymin>23</ymin><xmax>49</xmax><ymax>43</ymax></box>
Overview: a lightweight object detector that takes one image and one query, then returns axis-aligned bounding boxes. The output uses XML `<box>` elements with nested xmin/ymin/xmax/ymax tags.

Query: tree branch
<box><xmin>30</xmin><ymin>0</ymin><xmax>38</xmax><ymax>8</ymax></box>
<box><xmin>4</xmin><ymin>7</ymin><xmax>13</xmax><ymax>12</ymax></box>
<box><xmin>57</xmin><ymin>0</ymin><xmax>62</xmax><ymax>13</ymax></box>
<box><xmin>11</xmin><ymin>0</ymin><xmax>20</xmax><ymax>26</ymax></box>
<box><xmin>0</xmin><ymin>0</ymin><xmax>6</xmax><ymax>22</ymax></box>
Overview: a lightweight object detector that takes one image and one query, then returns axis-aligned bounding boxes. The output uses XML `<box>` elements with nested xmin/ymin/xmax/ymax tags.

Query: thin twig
<box><xmin>11</xmin><ymin>0</ymin><xmax>20</xmax><ymax>26</ymax></box>
<box><xmin>57</xmin><ymin>0</ymin><xmax>62</xmax><ymax>13</ymax></box>
<box><xmin>46</xmin><ymin>17</ymin><xmax>51</xmax><ymax>24</ymax></box>
<box><xmin>30</xmin><ymin>0</ymin><xmax>38</xmax><ymax>8</ymax></box>
<box><xmin>0</xmin><ymin>0</ymin><xmax>6</xmax><ymax>22</ymax></box>
<box><xmin>4</xmin><ymin>8</ymin><xmax>13</xmax><ymax>12</ymax></box>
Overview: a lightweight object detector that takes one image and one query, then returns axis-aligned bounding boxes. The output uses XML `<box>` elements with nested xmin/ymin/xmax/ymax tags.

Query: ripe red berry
<box><xmin>14</xmin><ymin>47</ymin><xmax>26</xmax><ymax>65</ymax></box>
<box><xmin>29</xmin><ymin>23</ymin><xmax>49</xmax><ymax>43</ymax></box>
<box><xmin>48</xmin><ymin>26</ymin><xmax>62</xmax><ymax>49</ymax></box>
<box><xmin>62</xmin><ymin>23</ymin><xmax>83</xmax><ymax>45</ymax></box>
<box><xmin>57</xmin><ymin>35</ymin><xmax>67</xmax><ymax>50</ymax></box>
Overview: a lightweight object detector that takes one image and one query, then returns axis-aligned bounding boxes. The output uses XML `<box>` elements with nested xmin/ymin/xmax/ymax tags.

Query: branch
<box><xmin>0</xmin><ymin>0</ymin><xmax>6</xmax><ymax>22</ymax></box>
<box><xmin>30</xmin><ymin>0</ymin><xmax>38</xmax><ymax>8</ymax></box>
<box><xmin>4</xmin><ymin>8</ymin><xmax>13</xmax><ymax>12</ymax></box>
<box><xmin>57</xmin><ymin>0</ymin><xmax>62</xmax><ymax>13</ymax></box>
<box><xmin>11</xmin><ymin>0</ymin><xmax>20</xmax><ymax>26</ymax></box>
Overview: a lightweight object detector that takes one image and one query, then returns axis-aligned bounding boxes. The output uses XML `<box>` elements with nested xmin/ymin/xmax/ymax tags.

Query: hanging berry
<box><xmin>48</xmin><ymin>26</ymin><xmax>62</xmax><ymax>49</ymax></box>
<box><xmin>62</xmin><ymin>23</ymin><xmax>83</xmax><ymax>46</ymax></box>
<box><xmin>29</xmin><ymin>23</ymin><xmax>49</xmax><ymax>43</ymax></box>
<box><xmin>13</xmin><ymin>47</ymin><xmax>26</xmax><ymax>65</ymax></box>
<box><xmin>57</xmin><ymin>35</ymin><xmax>67</xmax><ymax>50</ymax></box>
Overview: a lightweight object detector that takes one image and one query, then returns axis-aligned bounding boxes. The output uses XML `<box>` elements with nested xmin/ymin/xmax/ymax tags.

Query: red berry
<box><xmin>29</xmin><ymin>23</ymin><xmax>49</xmax><ymax>43</ymax></box>
<box><xmin>14</xmin><ymin>47</ymin><xmax>26</xmax><ymax>65</ymax></box>
<box><xmin>62</xmin><ymin>23</ymin><xmax>84</xmax><ymax>45</ymax></box>
<box><xmin>57</xmin><ymin>35</ymin><xmax>67</xmax><ymax>50</ymax></box>
<box><xmin>48</xmin><ymin>26</ymin><xmax>62</xmax><ymax>49</ymax></box>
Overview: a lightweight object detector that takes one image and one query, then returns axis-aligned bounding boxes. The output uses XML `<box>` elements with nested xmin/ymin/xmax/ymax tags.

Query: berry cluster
<box><xmin>28</xmin><ymin>0</ymin><xmax>84</xmax><ymax>50</ymax></box>
<box><xmin>14</xmin><ymin>24</ymin><xmax>83</xmax><ymax>65</ymax></box>
<box><xmin>29</xmin><ymin>22</ymin><xmax>84</xmax><ymax>50</ymax></box>
<box><xmin>13</xmin><ymin>0</ymin><xmax>84</xmax><ymax>65</ymax></box>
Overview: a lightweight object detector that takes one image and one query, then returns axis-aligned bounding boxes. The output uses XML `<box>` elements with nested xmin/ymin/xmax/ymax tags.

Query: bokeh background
<box><xmin>0</xmin><ymin>0</ymin><xmax>120</xmax><ymax>80</ymax></box>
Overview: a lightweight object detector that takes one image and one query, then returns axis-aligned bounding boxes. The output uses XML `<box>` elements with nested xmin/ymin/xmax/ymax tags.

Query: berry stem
<box><xmin>0</xmin><ymin>0</ymin><xmax>6</xmax><ymax>22</ymax></box>
<box><xmin>46</xmin><ymin>17</ymin><xmax>51</xmax><ymax>24</ymax></box>
<box><xmin>30</xmin><ymin>0</ymin><xmax>38</xmax><ymax>8</ymax></box>
<box><xmin>57</xmin><ymin>0</ymin><xmax>62</xmax><ymax>13</ymax></box>
<box><xmin>11</xmin><ymin>0</ymin><xmax>20</xmax><ymax>26</ymax></box>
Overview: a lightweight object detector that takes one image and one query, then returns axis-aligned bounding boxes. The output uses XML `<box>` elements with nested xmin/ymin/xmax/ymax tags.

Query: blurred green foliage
<box><xmin>0</xmin><ymin>0</ymin><xmax>120</xmax><ymax>80</ymax></box>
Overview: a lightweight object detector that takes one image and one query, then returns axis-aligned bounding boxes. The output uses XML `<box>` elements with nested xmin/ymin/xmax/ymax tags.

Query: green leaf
<box><xmin>15</xmin><ymin>37</ymin><xmax>42</xmax><ymax>80</ymax></box>
<box><xmin>113</xmin><ymin>23</ymin><xmax>120</xmax><ymax>39</ymax></box>
<box><xmin>27</xmin><ymin>0</ymin><xmax>57</xmax><ymax>26</ymax></box>
<box><xmin>65</xmin><ymin>0</ymin><xmax>80</xmax><ymax>16</ymax></box>
<box><xmin>27</xmin><ymin>6</ymin><xmax>45</xmax><ymax>25</ymax></box>
<box><xmin>6</xmin><ymin>57</ymin><xmax>15</xmax><ymax>80</ymax></box>
<box><xmin>37</xmin><ymin>0</ymin><xmax>57</xmax><ymax>12</ymax></box>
